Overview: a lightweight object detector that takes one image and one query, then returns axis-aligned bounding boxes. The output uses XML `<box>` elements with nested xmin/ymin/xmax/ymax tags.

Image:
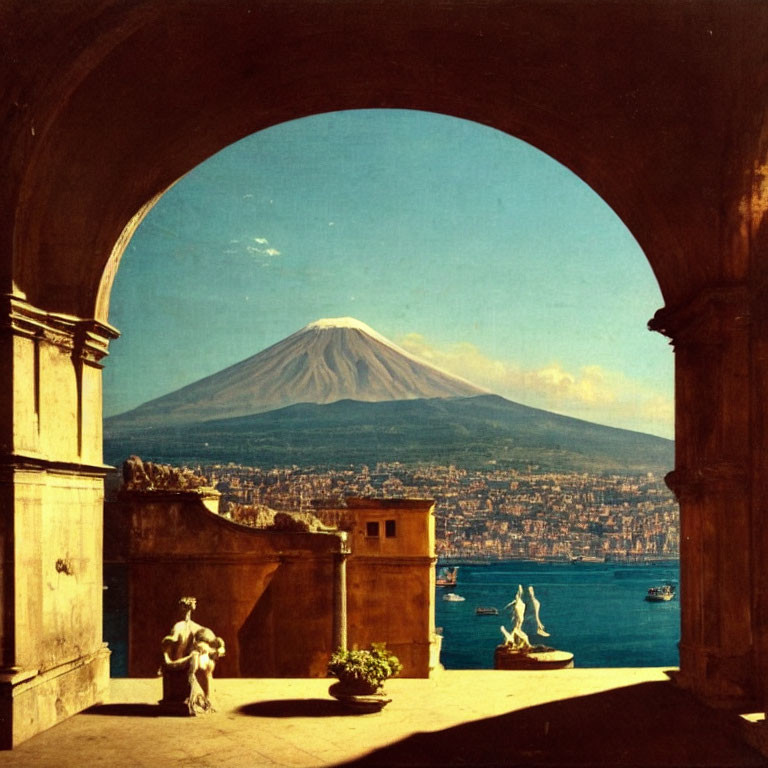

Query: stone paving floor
<box><xmin>1</xmin><ymin>669</ymin><xmax>766</xmax><ymax>767</ymax></box>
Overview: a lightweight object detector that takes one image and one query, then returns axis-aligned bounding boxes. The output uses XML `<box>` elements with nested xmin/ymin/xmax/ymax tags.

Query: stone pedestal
<box><xmin>158</xmin><ymin>667</ymin><xmax>195</xmax><ymax>716</ymax></box>
<box><xmin>494</xmin><ymin>645</ymin><xmax>574</xmax><ymax>670</ymax></box>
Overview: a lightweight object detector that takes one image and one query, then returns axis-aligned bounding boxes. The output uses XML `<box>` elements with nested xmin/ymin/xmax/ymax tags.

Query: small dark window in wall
<box><xmin>366</xmin><ymin>521</ymin><xmax>380</xmax><ymax>537</ymax></box>
<box><xmin>385</xmin><ymin>519</ymin><xmax>397</xmax><ymax>537</ymax></box>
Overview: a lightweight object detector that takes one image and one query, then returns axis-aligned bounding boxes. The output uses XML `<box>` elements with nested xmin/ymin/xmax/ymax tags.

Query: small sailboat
<box><xmin>475</xmin><ymin>606</ymin><xmax>499</xmax><ymax>615</ymax></box>
<box><xmin>645</xmin><ymin>583</ymin><xmax>676</xmax><ymax>602</ymax></box>
<box><xmin>436</xmin><ymin>566</ymin><xmax>459</xmax><ymax>588</ymax></box>
<box><xmin>442</xmin><ymin>592</ymin><xmax>466</xmax><ymax>602</ymax></box>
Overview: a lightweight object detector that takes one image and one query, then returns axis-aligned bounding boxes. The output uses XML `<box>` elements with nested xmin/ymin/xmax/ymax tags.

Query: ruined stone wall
<box><xmin>107</xmin><ymin>491</ymin><xmax>341</xmax><ymax>678</ymax></box>
<box><xmin>107</xmin><ymin>493</ymin><xmax>439</xmax><ymax>679</ymax></box>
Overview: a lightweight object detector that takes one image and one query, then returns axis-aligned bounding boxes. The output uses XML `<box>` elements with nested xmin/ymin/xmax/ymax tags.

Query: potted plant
<box><xmin>327</xmin><ymin>643</ymin><xmax>402</xmax><ymax>711</ymax></box>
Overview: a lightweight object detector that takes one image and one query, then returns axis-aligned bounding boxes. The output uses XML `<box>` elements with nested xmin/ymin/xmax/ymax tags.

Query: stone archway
<box><xmin>3</xmin><ymin>0</ymin><xmax>768</xmax><ymax>748</ymax></box>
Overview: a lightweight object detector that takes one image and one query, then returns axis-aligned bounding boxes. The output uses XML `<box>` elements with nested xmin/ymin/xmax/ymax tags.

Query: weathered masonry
<box><xmin>2</xmin><ymin>0</ymin><xmax>768</xmax><ymax>749</ymax></box>
<box><xmin>105</xmin><ymin>491</ymin><xmax>439</xmax><ymax>680</ymax></box>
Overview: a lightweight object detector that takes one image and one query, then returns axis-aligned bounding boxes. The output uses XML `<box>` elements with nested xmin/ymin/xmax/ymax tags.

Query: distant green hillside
<box><xmin>104</xmin><ymin>394</ymin><xmax>674</xmax><ymax>474</ymax></box>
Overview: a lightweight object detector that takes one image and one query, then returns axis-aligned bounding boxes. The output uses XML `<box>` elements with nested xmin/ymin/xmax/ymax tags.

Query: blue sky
<box><xmin>103</xmin><ymin>109</ymin><xmax>673</xmax><ymax>437</ymax></box>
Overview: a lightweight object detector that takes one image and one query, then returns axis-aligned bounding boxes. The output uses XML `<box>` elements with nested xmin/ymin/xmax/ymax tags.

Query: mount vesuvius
<box><xmin>104</xmin><ymin>318</ymin><xmax>674</xmax><ymax>474</ymax></box>
<box><xmin>106</xmin><ymin>317</ymin><xmax>487</xmax><ymax>429</ymax></box>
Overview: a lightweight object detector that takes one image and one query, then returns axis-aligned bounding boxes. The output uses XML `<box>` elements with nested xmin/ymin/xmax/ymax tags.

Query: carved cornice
<box><xmin>665</xmin><ymin>462</ymin><xmax>748</xmax><ymax>502</ymax></box>
<box><xmin>346</xmin><ymin>497</ymin><xmax>436</xmax><ymax>511</ymax></box>
<box><xmin>0</xmin><ymin>294</ymin><xmax>119</xmax><ymax>364</ymax></box>
<box><xmin>74</xmin><ymin>319</ymin><xmax>120</xmax><ymax>365</ymax></box>
<box><xmin>648</xmin><ymin>285</ymin><xmax>749</xmax><ymax>347</ymax></box>
<box><xmin>0</xmin><ymin>452</ymin><xmax>112</xmax><ymax>477</ymax></box>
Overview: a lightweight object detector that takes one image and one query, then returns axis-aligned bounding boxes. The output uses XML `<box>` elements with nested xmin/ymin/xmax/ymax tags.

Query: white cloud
<box><xmin>398</xmin><ymin>333</ymin><xmax>674</xmax><ymax>438</ymax></box>
<box><xmin>237</xmin><ymin>236</ymin><xmax>283</xmax><ymax>260</ymax></box>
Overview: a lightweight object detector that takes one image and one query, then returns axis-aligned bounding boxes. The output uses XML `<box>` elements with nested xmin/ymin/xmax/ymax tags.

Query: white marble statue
<box><xmin>160</xmin><ymin>596</ymin><xmax>226</xmax><ymax>715</ymax></box>
<box><xmin>528</xmin><ymin>585</ymin><xmax>551</xmax><ymax>637</ymax></box>
<box><xmin>501</xmin><ymin>584</ymin><xmax>531</xmax><ymax>649</ymax></box>
<box><xmin>500</xmin><ymin>584</ymin><xmax>552</xmax><ymax>649</ymax></box>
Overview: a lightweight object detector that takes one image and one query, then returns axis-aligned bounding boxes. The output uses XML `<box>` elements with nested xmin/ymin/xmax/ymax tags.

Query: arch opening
<box><xmin>101</xmin><ymin>109</ymin><xmax>678</xmax><ymax>676</ymax></box>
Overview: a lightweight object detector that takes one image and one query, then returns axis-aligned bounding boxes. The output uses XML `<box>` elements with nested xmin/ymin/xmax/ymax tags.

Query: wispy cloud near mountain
<box><xmin>398</xmin><ymin>333</ymin><xmax>673</xmax><ymax>438</ymax></box>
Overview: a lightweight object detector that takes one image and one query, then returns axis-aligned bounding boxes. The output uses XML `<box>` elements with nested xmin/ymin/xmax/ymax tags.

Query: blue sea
<box><xmin>436</xmin><ymin>561</ymin><xmax>680</xmax><ymax>669</ymax></box>
<box><xmin>105</xmin><ymin>560</ymin><xmax>680</xmax><ymax>675</ymax></box>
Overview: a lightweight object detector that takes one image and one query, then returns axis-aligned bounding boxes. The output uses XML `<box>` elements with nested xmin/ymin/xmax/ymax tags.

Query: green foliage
<box><xmin>327</xmin><ymin>643</ymin><xmax>402</xmax><ymax>689</ymax></box>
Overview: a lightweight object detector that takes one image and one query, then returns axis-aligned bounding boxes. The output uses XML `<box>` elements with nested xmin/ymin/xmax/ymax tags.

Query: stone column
<box><xmin>650</xmin><ymin>286</ymin><xmax>754</xmax><ymax>706</ymax></box>
<box><xmin>0</xmin><ymin>294</ymin><xmax>117</xmax><ymax>748</ymax></box>
<box><xmin>333</xmin><ymin>532</ymin><xmax>349</xmax><ymax>651</ymax></box>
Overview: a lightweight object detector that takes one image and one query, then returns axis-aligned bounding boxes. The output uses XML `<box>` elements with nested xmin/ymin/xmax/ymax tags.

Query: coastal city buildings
<box><xmin>205</xmin><ymin>463</ymin><xmax>678</xmax><ymax>562</ymax></box>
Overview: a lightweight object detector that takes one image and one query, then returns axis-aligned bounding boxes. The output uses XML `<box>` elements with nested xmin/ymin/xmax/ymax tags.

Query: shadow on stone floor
<box><xmin>237</xmin><ymin>699</ymin><xmax>364</xmax><ymax>717</ymax></box>
<box><xmin>334</xmin><ymin>681</ymin><xmax>765</xmax><ymax>767</ymax></box>
<box><xmin>83</xmin><ymin>703</ymin><xmax>165</xmax><ymax>718</ymax></box>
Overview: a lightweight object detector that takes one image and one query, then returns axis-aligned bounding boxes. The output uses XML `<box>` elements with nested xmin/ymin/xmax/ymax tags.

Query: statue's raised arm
<box><xmin>528</xmin><ymin>585</ymin><xmax>550</xmax><ymax>637</ymax></box>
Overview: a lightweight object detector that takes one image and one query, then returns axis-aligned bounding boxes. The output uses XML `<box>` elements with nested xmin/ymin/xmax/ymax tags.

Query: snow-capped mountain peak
<box><xmin>106</xmin><ymin>318</ymin><xmax>489</xmax><ymax>429</ymax></box>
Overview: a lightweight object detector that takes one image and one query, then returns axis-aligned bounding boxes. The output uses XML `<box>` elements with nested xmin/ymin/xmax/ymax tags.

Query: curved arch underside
<box><xmin>4</xmin><ymin>0</ymin><xmax>768</xmax><ymax>320</ymax></box>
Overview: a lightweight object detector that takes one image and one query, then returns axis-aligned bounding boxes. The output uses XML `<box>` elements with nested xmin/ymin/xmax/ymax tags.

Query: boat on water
<box><xmin>570</xmin><ymin>556</ymin><xmax>606</xmax><ymax>565</ymax></box>
<box><xmin>436</xmin><ymin>566</ymin><xmax>459</xmax><ymax>587</ymax></box>
<box><xmin>475</xmin><ymin>606</ymin><xmax>499</xmax><ymax>616</ymax></box>
<box><xmin>645</xmin><ymin>583</ymin><xmax>676</xmax><ymax>602</ymax></box>
<box><xmin>442</xmin><ymin>592</ymin><xmax>465</xmax><ymax>602</ymax></box>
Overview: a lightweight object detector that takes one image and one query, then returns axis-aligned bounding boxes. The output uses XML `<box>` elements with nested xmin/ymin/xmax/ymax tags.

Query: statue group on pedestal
<box><xmin>160</xmin><ymin>596</ymin><xmax>226</xmax><ymax>715</ymax></box>
<box><xmin>500</xmin><ymin>584</ymin><xmax>550</xmax><ymax>651</ymax></box>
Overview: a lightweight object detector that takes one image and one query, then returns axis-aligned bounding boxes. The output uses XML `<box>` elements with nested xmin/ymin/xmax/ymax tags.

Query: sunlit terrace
<box><xmin>3</xmin><ymin>670</ymin><xmax>764</xmax><ymax>767</ymax></box>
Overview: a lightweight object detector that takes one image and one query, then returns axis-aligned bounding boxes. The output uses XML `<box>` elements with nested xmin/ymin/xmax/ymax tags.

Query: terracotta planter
<box><xmin>328</xmin><ymin>680</ymin><xmax>391</xmax><ymax>712</ymax></box>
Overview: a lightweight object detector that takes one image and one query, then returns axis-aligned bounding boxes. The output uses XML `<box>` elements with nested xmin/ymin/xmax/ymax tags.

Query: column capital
<box><xmin>336</xmin><ymin>531</ymin><xmax>351</xmax><ymax>556</ymax></box>
<box><xmin>0</xmin><ymin>294</ymin><xmax>119</xmax><ymax>365</ymax></box>
<box><xmin>648</xmin><ymin>285</ymin><xmax>749</xmax><ymax>347</ymax></box>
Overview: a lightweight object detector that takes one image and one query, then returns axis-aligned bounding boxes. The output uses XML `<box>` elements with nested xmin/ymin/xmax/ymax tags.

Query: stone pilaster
<box><xmin>650</xmin><ymin>285</ymin><xmax>754</xmax><ymax>707</ymax></box>
<box><xmin>0</xmin><ymin>295</ymin><xmax>117</xmax><ymax>748</ymax></box>
<box><xmin>748</xmin><ymin>255</ymin><xmax>768</xmax><ymax>720</ymax></box>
